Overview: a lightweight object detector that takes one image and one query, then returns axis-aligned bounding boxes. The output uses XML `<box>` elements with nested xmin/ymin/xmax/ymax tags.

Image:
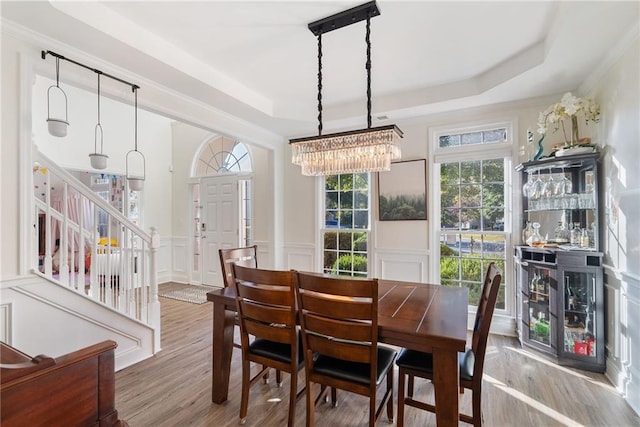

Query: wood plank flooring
<box><xmin>115</xmin><ymin>283</ymin><xmax>639</xmax><ymax>426</ymax></box>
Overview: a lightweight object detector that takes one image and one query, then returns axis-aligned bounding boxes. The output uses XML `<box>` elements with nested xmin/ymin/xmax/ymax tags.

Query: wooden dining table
<box><xmin>207</xmin><ymin>279</ymin><xmax>469</xmax><ymax>427</ymax></box>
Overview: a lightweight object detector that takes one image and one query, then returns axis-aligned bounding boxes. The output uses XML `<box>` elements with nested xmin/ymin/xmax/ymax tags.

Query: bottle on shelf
<box><xmin>527</xmin><ymin>222</ymin><xmax>545</xmax><ymax>247</ymax></box>
<box><xmin>522</xmin><ymin>221</ymin><xmax>533</xmax><ymax>245</ymax></box>
<box><xmin>580</xmin><ymin>228</ymin><xmax>590</xmax><ymax>248</ymax></box>
<box><xmin>570</xmin><ymin>223</ymin><xmax>581</xmax><ymax>245</ymax></box>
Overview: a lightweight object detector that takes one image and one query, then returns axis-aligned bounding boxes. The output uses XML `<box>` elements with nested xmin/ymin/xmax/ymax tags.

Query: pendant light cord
<box><xmin>55</xmin><ymin>57</ymin><xmax>60</xmax><ymax>88</ymax></box>
<box><xmin>96</xmin><ymin>73</ymin><xmax>101</xmax><ymax>125</ymax></box>
<box><xmin>366</xmin><ymin>15</ymin><xmax>372</xmax><ymax>129</ymax></box>
<box><xmin>134</xmin><ymin>88</ymin><xmax>138</xmax><ymax>151</ymax></box>
<box><xmin>317</xmin><ymin>32</ymin><xmax>323</xmax><ymax>136</ymax></box>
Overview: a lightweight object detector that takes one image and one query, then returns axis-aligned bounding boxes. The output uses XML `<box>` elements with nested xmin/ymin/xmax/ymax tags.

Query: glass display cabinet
<box><xmin>515</xmin><ymin>153</ymin><xmax>604</xmax><ymax>372</ymax></box>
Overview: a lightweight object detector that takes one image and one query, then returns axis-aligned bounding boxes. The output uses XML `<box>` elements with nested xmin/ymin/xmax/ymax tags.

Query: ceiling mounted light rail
<box><xmin>289</xmin><ymin>1</ymin><xmax>402</xmax><ymax>176</ymax></box>
<box><xmin>41</xmin><ymin>50</ymin><xmax>144</xmax><ymax>190</ymax></box>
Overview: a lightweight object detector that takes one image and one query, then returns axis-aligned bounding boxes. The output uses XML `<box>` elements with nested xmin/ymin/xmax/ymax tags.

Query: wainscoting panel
<box><xmin>604</xmin><ymin>264</ymin><xmax>640</xmax><ymax>416</ymax></box>
<box><xmin>375</xmin><ymin>249</ymin><xmax>429</xmax><ymax>283</ymax></box>
<box><xmin>282</xmin><ymin>244</ymin><xmax>316</xmax><ymax>272</ymax></box>
<box><xmin>170</xmin><ymin>237</ymin><xmax>188</xmax><ymax>284</ymax></box>
<box><xmin>0</xmin><ymin>302</ymin><xmax>11</xmax><ymax>344</ymax></box>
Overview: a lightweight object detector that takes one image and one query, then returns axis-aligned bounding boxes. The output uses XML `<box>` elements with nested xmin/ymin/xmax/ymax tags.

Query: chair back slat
<box><xmin>241</xmin><ymin>300</ymin><xmax>294</xmax><ymax>328</ymax></box>
<box><xmin>232</xmin><ymin>264</ymin><xmax>297</xmax><ymax>349</ymax></box>
<box><xmin>219</xmin><ymin>245</ymin><xmax>258</xmax><ymax>288</ymax></box>
<box><xmin>307</xmin><ymin>333</ymin><xmax>372</xmax><ymax>364</ymax></box>
<box><xmin>298</xmin><ymin>292</ymin><xmax>373</xmax><ymax>320</ymax></box>
<box><xmin>304</xmin><ymin>312</ymin><xmax>373</xmax><ymax>343</ymax></box>
<box><xmin>471</xmin><ymin>262</ymin><xmax>502</xmax><ymax>379</ymax></box>
<box><xmin>295</xmin><ymin>272</ymin><xmax>378</xmax><ymax>366</ymax></box>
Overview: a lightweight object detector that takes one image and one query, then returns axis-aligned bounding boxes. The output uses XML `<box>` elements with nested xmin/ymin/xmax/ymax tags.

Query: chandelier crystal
<box><xmin>290</xmin><ymin>125</ymin><xmax>402</xmax><ymax>176</ymax></box>
<box><xmin>289</xmin><ymin>1</ymin><xmax>402</xmax><ymax>176</ymax></box>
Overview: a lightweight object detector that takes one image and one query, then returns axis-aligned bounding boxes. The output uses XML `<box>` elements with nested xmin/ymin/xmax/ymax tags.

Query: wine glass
<box><xmin>542</xmin><ymin>170</ymin><xmax>555</xmax><ymax>198</ymax></box>
<box><xmin>522</xmin><ymin>172</ymin><xmax>534</xmax><ymax>198</ymax></box>
<box><xmin>531</xmin><ymin>170</ymin><xmax>544</xmax><ymax>199</ymax></box>
<box><xmin>560</xmin><ymin>169</ymin><xmax>572</xmax><ymax>195</ymax></box>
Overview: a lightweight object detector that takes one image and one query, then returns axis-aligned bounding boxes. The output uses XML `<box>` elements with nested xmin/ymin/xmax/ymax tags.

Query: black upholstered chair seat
<box><xmin>396</xmin><ymin>347</ymin><xmax>475</xmax><ymax>381</ymax></box>
<box><xmin>313</xmin><ymin>345</ymin><xmax>397</xmax><ymax>386</ymax></box>
<box><xmin>249</xmin><ymin>336</ymin><xmax>304</xmax><ymax>367</ymax></box>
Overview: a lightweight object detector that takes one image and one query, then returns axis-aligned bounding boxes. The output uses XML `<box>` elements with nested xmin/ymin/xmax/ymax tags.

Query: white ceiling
<box><xmin>2</xmin><ymin>1</ymin><xmax>638</xmax><ymax>139</ymax></box>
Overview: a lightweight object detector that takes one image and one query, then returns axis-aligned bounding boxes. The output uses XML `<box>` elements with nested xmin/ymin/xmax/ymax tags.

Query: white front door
<box><xmin>200</xmin><ymin>175</ymin><xmax>239</xmax><ymax>286</ymax></box>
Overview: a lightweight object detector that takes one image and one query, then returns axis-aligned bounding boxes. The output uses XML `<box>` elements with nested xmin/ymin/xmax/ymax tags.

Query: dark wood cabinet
<box><xmin>515</xmin><ymin>153</ymin><xmax>604</xmax><ymax>372</ymax></box>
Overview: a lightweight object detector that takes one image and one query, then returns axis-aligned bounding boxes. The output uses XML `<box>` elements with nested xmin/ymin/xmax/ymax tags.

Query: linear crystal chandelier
<box><xmin>289</xmin><ymin>1</ymin><xmax>402</xmax><ymax>176</ymax></box>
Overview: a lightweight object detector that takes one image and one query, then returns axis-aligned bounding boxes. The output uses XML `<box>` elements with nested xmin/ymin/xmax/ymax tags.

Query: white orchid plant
<box><xmin>537</xmin><ymin>92</ymin><xmax>600</xmax><ymax>148</ymax></box>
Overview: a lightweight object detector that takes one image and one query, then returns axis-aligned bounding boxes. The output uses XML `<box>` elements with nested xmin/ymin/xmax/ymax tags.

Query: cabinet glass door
<box><xmin>528</xmin><ymin>266</ymin><xmax>552</xmax><ymax>346</ymax></box>
<box><xmin>563</xmin><ymin>271</ymin><xmax>597</xmax><ymax>358</ymax></box>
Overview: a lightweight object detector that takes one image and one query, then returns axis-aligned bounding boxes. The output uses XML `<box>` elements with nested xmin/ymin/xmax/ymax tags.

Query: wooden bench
<box><xmin>0</xmin><ymin>340</ymin><xmax>127</xmax><ymax>427</ymax></box>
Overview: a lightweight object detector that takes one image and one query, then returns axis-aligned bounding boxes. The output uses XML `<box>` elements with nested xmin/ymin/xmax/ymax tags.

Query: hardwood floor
<box><xmin>115</xmin><ymin>283</ymin><xmax>639</xmax><ymax>426</ymax></box>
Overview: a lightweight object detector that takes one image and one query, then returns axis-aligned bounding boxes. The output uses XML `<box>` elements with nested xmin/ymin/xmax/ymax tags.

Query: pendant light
<box><xmin>89</xmin><ymin>73</ymin><xmax>108</xmax><ymax>169</ymax></box>
<box><xmin>126</xmin><ymin>88</ymin><xmax>145</xmax><ymax>191</ymax></box>
<box><xmin>289</xmin><ymin>1</ymin><xmax>402</xmax><ymax>176</ymax></box>
<box><xmin>46</xmin><ymin>56</ymin><xmax>69</xmax><ymax>137</ymax></box>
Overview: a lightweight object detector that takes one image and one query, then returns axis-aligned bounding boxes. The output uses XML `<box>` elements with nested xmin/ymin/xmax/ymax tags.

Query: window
<box><xmin>322</xmin><ymin>174</ymin><xmax>369</xmax><ymax>277</ymax></box>
<box><xmin>433</xmin><ymin>123</ymin><xmax>512</xmax><ymax>310</ymax></box>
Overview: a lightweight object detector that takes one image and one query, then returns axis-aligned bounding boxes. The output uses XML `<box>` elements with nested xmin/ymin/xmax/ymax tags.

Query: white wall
<box><xmin>32</xmin><ymin>75</ymin><xmax>174</xmax><ymax>240</ymax></box>
<box><xmin>592</xmin><ymin>35</ymin><xmax>640</xmax><ymax>414</ymax></box>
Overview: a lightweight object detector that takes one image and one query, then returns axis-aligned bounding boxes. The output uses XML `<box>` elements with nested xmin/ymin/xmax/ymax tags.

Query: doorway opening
<box><xmin>190</xmin><ymin>136</ymin><xmax>253</xmax><ymax>286</ymax></box>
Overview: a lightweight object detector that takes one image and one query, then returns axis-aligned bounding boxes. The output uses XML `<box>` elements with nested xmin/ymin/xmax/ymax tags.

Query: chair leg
<box><xmin>407</xmin><ymin>373</ymin><xmax>415</xmax><ymax>398</ymax></box>
<box><xmin>277</xmin><ymin>369</ymin><xmax>283</xmax><ymax>387</ymax></box>
<box><xmin>398</xmin><ymin>368</ymin><xmax>406</xmax><ymax>427</ymax></box>
<box><xmin>306</xmin><ymin>381</ymin><xmax>316</xmax><ymax>427</ymax></box>
<box><xmin>239</xmin><ymin>359</ymin><xmax>250</xmax><ymax>424</ymax></box>
<box><xmin>287</xmin><ymin>371</ymin><xmax>296</xmax><ymax>427</ymax></box>
<box><xmin>386</xmin><ymin>366</ymin><xmax>394</xmax><ymax>422</ymax></box>
<box><xmin>472</xmin><ymin>384</ymin><xmax>482</xmax><ymax>427</ymax></box>
<box><xmin>369</xmin><ymin>394</ymin><xmax>376</xmax><ymax>427</ymax></box>
<box><xmin>331</xmin><ymin>387</ymin><xmax>337</xmax><ymax>407</ymax></box>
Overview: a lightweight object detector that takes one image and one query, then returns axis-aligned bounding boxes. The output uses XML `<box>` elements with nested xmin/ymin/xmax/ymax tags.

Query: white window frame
<box><xmin>429</xmin><ymin>119</ymin><xmax>517</xmax><ymax>322</ymax></box>
<box><xmin>318</xmin><ymin>173</ymin><xmax>372</xmax><ymax>277</ymax></box>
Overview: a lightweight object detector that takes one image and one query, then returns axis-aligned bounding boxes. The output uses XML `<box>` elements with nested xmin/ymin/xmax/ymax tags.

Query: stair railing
<box><xmin>32</xmin><ymin>151</ymin><xmax>160</xmax><ymax>338</ymax></box>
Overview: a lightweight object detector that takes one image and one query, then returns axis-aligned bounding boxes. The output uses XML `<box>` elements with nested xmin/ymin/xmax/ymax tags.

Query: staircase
<box><xmin>22</xmin><ymin>150</ymin><xmax>161</xmax><ymax>368</ymax></box>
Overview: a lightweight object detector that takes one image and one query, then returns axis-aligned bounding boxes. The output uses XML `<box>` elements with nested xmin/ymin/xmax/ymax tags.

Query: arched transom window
<box><xmin>195</xmin><ymin>135</ymin><xmax>252</xmax><ymax>176</ymax></box>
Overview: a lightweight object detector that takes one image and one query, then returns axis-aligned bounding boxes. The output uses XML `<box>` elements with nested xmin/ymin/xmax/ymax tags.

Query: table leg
<box><xmin>211</xmin><ymin>301</ymin><xmax>235</xmax><ymax>403</ymax></box>
<box><xmin>432</xmin><ymin>347</ymin><xmax>460</xmax><ymax>427</ymax></box>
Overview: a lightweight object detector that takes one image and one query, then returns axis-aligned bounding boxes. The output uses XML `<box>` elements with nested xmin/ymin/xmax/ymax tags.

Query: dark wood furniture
<box><xmin>208</xmin><ymin>278</ymin><xmax>469</xmax><ymax>427</ymax></box>
<box><xmin>295</xmin><ymin>273</ymin><xmax>397</xmax><ymax>426</ymax></box>
<box><xmin>396</xmin><ymin>263</ymin><xmax>503</xmax><ymax>427</ymax></box>
<box><xmin>232</xmin><ymin>265</ymin><xmax>304</xmax><ymax>426</ymax></box>
<box><xmin>219</xmin><ymin>245</ymin><xmax>259</xmax><ymax>350</ymax></box>
<box><xmin>0</xmin><ymin>340</ymin><xmax>127</xmax><ymax>427</ymax></box>
<box><xmin>219</xmin><ymin>245</ymin><xmax>258</xmax><ymax>288</ymax></box>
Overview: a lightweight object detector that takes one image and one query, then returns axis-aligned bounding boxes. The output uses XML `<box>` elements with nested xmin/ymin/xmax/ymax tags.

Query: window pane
<box><xmin>326</xmin><ymin>191</ymin><xmax>338</xmax><ymax>209</ymax></box>
<box><xmin>326</xmin><ymin>175</ymin><xmax>338</xmax><ymax>190</ymax></box>
<box><xmin>339</xmin><ymin>174</ymin><xmax>353</xmax><ymax>191</ymax></box>
<box><xmin>439</xmin><ymin>134</ymin><xmax>460</xmax><ymax>148</ymax></box>
<box><xmin>460</xmin><ymin>161</ymin><xmax>481</xmax><ymax>183</ymax></box>
<box><xmin>354</xmin><ymin>190</ymin><xmax>368</xmax><ymax>209</ymax></box>
<box><xmin>323</xmin><ymin>173</ymin><xmax>370</xmax><ymax>277</ymax></box>
<box><xmin>441</xmin><ymin>163</ymin><xmax>460</xmax><ymax>184</ymax></box>
<box><xmin>354</xmin><ymin>211</ymin><xmax>368</xmax><ymax>229</ymax></box>
<box><xmin>483</xmin><ymin>128</ymin><xmax>507</xmax><ymax>143</ymax></box>
<box><xmin>483</xmin><ymin>159</ymin><xmax>504</xmax><ymax>181</ymax></box>
<box><xmin>460</xmin><ymin>184</ymin><xmax>481</xmax><ymax>207</ymax></box>
<box><xmin>461</xmin><ymin>132</ymin><xmax>482</xmax><ymax>146</ymax></box>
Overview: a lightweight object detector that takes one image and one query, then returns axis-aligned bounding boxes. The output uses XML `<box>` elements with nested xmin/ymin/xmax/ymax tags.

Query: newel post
<box><xmin>149</xmin><ymin>226</ymin><xmax>162</xmax><ymax>352</ymax></box>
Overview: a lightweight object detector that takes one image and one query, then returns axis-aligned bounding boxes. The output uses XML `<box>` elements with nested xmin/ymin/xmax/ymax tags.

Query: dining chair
<box><xmin>219</xmin><ymin>245</ymin><xmax>258</xmax><ymax>288</ymax></box>
<box><xmin>232</xmin><ymin>264</ymin><xmax>304</xmax><ymax>426</ymax></box>
<box><xmin>294</xmin><ymin>272</ymin><xmax>397</xmax><ymax>427</ymax></box>
<box><xmin>219</xmin><ymin>245</ymin><xmax>258</xmax><ymax>349</ymax></box>
<box><xmin>395</xmin><ymin>262</ymin><xmax>503</xmax><ymax>427</ymax></box>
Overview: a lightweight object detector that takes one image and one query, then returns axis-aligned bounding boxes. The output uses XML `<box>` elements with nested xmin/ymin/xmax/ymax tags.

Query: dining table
<box><xmin>207</xmin><ymin>279</ymin><xmax>469</xmax><ymax>427</ymax></box>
